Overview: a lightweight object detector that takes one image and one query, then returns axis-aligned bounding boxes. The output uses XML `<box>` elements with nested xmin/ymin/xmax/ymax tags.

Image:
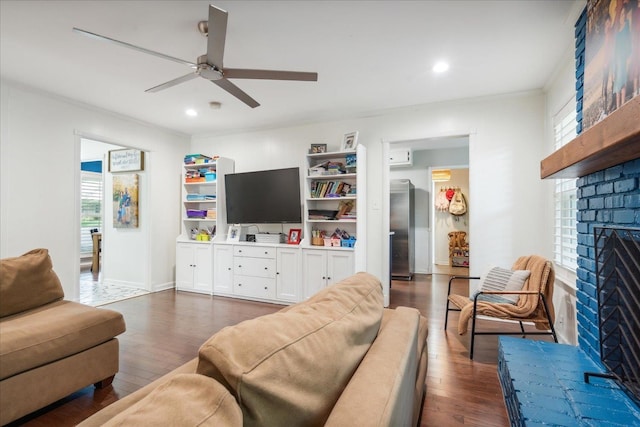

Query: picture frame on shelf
<box><xmin>309</xmin><ymin>143</ymin><xmax>327</xmax><ymax>154</ymax></box>
<box><xmin>287</xmin><ymin>228</ymin><xmax>302</xmax><ymax>245</ymax></box>
<box><xmin>227</xmin><ymin>225</ymin><xmax>241</xmax><ymax>242</ymax></box>
<box><xmin>340</xmin><ymin>131</ymin><xmax>359</xmax><ymax>151</ymax></box>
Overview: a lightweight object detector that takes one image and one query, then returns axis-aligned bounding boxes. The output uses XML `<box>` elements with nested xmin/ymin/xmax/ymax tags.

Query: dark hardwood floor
<box><xmin>7</xmin><ymin>273</ymin><xmax>551</xmax><ymax>426</ymax></box>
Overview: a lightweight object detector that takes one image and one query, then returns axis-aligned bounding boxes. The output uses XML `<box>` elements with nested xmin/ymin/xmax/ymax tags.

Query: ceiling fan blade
<box><xmin>212</xmin><ymin>78</ymin><xmax>260</xmax><ymax>108</ymax></box>
<box><xmin>72</xmin><ymin>27</ymin><xmax>196</xmax><ymax>68</ymax></box>
<box><xmin>206</xmin><ymin>5</ymin><xmax>228</xmax><ymax>67</ymax></box>
<box><xmin>145</xmin><ymin>73</ymin><xmax>198</xmax><ymax>93</ymax></box>
<box><xmin>224</xmin><ymin>68</ymin><xmax>318</xmax><ymax>81</ymax></box>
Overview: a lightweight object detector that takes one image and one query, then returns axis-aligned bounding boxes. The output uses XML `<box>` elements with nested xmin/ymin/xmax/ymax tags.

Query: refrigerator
<box><xmin>390</xmin><ymin>179</ymin><xmax>415</xmax><ymax>280</ymax></box>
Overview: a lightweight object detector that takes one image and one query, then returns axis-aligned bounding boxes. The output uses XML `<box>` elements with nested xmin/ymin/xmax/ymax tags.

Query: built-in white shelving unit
<box><xmin>175</xmin><ymin>156</ymin><xmax>234</xmax><ymax>294</ymax></box>
<box><xmin>303</xmin><ymin>144</ymin><xmax>366</xmax><ymax>272</ymax></box>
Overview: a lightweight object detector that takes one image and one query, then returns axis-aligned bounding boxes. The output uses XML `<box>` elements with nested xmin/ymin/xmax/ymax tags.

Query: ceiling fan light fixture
<box><xmin>432</xmin><ymin>61</ymin><xmax>449</xmax><ymax>73</ymax></box>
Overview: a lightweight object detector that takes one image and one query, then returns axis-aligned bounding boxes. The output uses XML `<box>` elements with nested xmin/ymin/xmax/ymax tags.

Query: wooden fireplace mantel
<box><xmin>540</xmin><ymin>96</ymin><xmax>640</xmax><ymax>179</ymax></box>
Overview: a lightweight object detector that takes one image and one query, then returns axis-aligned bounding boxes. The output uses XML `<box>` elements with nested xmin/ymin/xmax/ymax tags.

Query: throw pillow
<box><xmin>471</xmin><ymin>266</ymin><xmax>530</xmax><ymax>304</ymax></box>
<box><xmin>196</xmin><ymin>272</ymin><xmax>383</xmax><ymax>427</ymax></box>
<box><xmin>0</xmin><ymin>248</ymin><xmax>64</xmax><ymax>318</ymax></box>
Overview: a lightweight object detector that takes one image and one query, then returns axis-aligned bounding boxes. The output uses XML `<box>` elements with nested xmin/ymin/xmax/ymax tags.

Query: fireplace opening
<box><xmin>587</xmin><ymin>227</ymin><xmax>640</xmax><ymax>406</ymax></box>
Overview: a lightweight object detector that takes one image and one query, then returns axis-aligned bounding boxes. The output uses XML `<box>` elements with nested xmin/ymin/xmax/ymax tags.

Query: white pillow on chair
<box><xmin>471</xmin><ymin>266</ymin><xmax>531</xmax><ymax>304</ymax></box>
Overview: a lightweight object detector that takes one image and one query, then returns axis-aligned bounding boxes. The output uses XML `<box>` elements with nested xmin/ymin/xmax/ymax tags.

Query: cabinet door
<box><xmin>176</xmin><ymin>243</ymin><xmax>194</xmax><ymax>290</ymax></box>
<box><xmin>302</xmin><ymin>249</ymin><xmax>328</xmax><ymax>299</ymax></box>
<box><xmin>213</xmin><ymin>244</ymin><xmax>234</xmax><ymax>294</ymax></box>
<box><xmin>327</xmin><ymin>251</ymin><xmax>355</xmax><ymax>284</ymax></box>
<box><xmin>276</xmin><ymin>248</ymin><xmax>301</xmax><ymax>302</ymax></box>
<box><xmin>192</xmin><ymin>244</ymin><xmax>213</xmax><ymax>293</ymax></box>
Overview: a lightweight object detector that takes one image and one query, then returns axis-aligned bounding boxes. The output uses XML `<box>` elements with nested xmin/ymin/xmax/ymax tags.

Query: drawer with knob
<box><xmin>233</xmin><ymin>276</ymin><xmax>276</xmax><ymax>299</ymax></box>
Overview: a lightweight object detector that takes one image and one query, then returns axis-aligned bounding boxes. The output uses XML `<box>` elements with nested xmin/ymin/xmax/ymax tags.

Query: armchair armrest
<box><xmin>477</xmin><ymin>290</ymin><xmax>540</xmax><ymax>295</ymax></box>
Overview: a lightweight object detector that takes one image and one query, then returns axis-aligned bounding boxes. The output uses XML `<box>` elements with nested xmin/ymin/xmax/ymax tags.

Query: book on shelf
<box><xmin>345</xmin><ymin>153</ymin><xmax>356</xmax><ymax>168</ymax></box>
<box><xmin>308</xmin><ymin>209</ymin><xmax>338</xmax><ymax>220</ymax></box>
<box><xmin>310</xmin><ymin>181</ymin><xmax>352</xmax><ymax>198</ymax></box>
<box><xmin>335</xmin><ymin>200</ymin><xmax>354</xmax><ymax>219</ymax></box>
<box><xmin>184</xmin><ymin>154</ymin><xmax>217</xmax><ymax>165</ymax></box>
<box><xmin>186</xmin><ymin>194</ymin><xmax>216</xmax><ymax>201</ymax></box>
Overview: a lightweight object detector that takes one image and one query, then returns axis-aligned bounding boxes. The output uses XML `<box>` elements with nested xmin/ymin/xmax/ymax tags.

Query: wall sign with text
<box><xmin>109</xmin><ymin>149</ymin><xmax>145</xmax><ymax>172</ymax></box>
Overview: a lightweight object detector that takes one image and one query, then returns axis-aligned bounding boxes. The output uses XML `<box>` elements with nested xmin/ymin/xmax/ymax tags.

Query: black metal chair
<box><xmin>444</xmin><ymin>255</ymin><xmax>558</xmax><ymax>359</ymax></box>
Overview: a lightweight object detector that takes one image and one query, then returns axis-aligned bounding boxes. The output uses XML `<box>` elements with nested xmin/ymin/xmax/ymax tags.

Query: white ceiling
<box><xmin>0</xmin><ymin>0</ymin><xmax>583</xmax><ymax>137</ymax></box>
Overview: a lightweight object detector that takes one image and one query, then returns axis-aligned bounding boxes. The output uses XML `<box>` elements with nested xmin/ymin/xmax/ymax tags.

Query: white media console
<box><xmin>211</xmin><ymin>241</ymin><xmax>355</xmax><ymax>304</ymax></box>
<box><xmin>176</xmin><ymin>146</ymin><xmax>366</xmax><ymax>304</ymax></box>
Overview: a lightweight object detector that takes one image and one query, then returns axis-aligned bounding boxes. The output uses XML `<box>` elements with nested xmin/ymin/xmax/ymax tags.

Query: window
<box><xmin>80</xmin><ymin>171</ymin><xmax>103</xmax><ymax>254</ymax></box>
<box><xmin>553</xmin><ymin>101</ymin><xmax>577</xmax><ymax>271</ymax></box>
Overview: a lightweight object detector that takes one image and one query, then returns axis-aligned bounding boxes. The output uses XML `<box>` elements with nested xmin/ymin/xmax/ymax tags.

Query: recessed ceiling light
<box><xmin>185</xmin><ymin>109</ymin><xmax>198</xmax><ymax>117</ymax></box>
<box><xmin>433</xmin><ymin>61</ymin><xmax>449</xmax><ymax>73</ymax></box>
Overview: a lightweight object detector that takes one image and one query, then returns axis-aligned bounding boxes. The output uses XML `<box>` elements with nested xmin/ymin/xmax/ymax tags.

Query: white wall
<box><xmin>192</xmin><ymin>91</ymin><xmax>550</xmax><ymax>304</ymax></box>
<box><xmin>0</xmin><ymin>81</ymin><xmax>189</xmax><ymax>299</ymax></box>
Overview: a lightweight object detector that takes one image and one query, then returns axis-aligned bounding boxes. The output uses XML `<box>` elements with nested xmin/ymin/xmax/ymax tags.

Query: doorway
<box><xmin>430</xmin><ymin>166</ymin><xmax>470</xmax><ymax>276</ymax></box>
<box><xmin>386</xmin><ymin>136</ymin><xmax>470</xmax><ymax>283</ymax></box>
<box><xmin>79</xmin><ymin>138</ymin><xmax>148</xmax><ymax>306</ymax></box>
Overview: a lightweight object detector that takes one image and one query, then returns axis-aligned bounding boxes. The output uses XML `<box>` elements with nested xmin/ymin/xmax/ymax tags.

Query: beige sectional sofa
<box><xmin>80</xmin><ymin>272</ymin><xmax>428</xmax><ymax>426</ymax></box>
<box><xmin>0</xmin><ymin>249</ymin><xmax>126</xmax><ymax>425</ymax></box>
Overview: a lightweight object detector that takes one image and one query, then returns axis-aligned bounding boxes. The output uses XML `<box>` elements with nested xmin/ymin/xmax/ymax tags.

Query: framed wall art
<box><xmin>109</xmin><ymin>148</ymin><xmax>145</xmax><ymax>172</ymax></box>
<box><xmin>113</xmin><ymin>173</ymin><xmax>139</xmax><ymax>228</ymax></box>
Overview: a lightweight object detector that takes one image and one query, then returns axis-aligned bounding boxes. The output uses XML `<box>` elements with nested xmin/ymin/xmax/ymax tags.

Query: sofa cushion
<box><xmin>196</xmin><ymin>272</ymin><xmax>384</xmax><ymax>427</ymax></box>
<box><xmin>0</xmin><ymin>248</ymin><xmax>64</xmax><ymax>318</ymax></box>
<box><xmin>324</xmin><ymin>306</ymin><xmax>423</xmax><ymax>427</ymax></box>
<box><xmin>0</xmin><ymin>300</ymin><xmax>126</xmax><ymax>380</ymax></box>
<box><xmin>101</xmin><ymin>374</ymin><xmax>242</xmax><ymax>427</ymax></box>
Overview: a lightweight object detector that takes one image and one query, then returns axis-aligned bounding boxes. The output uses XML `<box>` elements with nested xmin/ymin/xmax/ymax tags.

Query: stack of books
<box><xmin>184</xmin><ymin>154</ymin><xmax>217</xmax><ymax>165</ymax></box>
<box><xmin>308</xmin><ymin>210</ymin><xmax>338</xmax><ymax>220</ymax></box>
<box><xmin>186</xmin><ymin>194</ymin><xmax>216</xmax><ymax>201</ymax></box>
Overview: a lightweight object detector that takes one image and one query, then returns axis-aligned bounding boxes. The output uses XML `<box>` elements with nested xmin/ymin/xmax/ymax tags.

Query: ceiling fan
<box><xmin>72</xmin><ymin>4</ymin><xmax>318</xmax><ymax>108</ymax></box>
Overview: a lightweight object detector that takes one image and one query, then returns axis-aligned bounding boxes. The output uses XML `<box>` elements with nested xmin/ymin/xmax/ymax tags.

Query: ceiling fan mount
<box><xmin>197</xmin><ymin>21</ymin><xmax>208</xmax><ymax>37</ymax></box>
<box><xmin>196</xmin><ymin>55</ymin><xmax>223</xmax><ymax>81</ymax></box>
<box><xmin>72</xmin><ymin>5</ymin><xmax>317</xmax><ymax>108</ymax></box>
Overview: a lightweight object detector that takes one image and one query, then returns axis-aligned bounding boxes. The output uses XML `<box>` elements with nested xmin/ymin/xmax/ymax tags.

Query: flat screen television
<box><xmin>225</xmin><ymin>167</ymin><xmax>302</xmax><ymax>224</ymax></box>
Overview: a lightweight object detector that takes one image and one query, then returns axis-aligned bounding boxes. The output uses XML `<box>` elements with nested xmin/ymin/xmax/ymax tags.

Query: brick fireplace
<box><xmin>575</xmin><ymin>158</ymin><xmax>640</xmax><ymax>360</ymax></box>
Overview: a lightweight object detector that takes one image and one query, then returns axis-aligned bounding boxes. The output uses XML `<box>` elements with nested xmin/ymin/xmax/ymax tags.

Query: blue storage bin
<box><xmin>341</xmin><ymin>237</ymin><xmax>356</xmax><ymax>248</ymax></box>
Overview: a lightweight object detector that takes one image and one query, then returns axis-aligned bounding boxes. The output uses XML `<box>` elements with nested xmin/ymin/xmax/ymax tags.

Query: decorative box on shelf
<box><xmin>186</xmin><ymin>209</ymin><xmax>207</xmax><ymax>218</ymax></box>
<box><xmin>324</xmin><ymin>237</ymin><xmax>341</xmax><ymax>247</ymax></box>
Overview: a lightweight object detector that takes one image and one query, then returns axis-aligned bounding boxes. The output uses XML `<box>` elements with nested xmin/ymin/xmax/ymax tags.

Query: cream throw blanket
<box><xmin>449</xmin><ymin>255</ymin><xmax>555</xmax><ymax>335</ymax></box>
